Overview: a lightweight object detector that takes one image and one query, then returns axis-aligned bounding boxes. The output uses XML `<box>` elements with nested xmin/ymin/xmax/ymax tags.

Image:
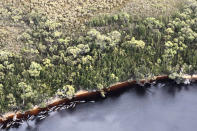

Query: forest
<box><xmin>0</xmin><ymin>0</ymin><xmax>197</xmax><ymax>114</ymax></box>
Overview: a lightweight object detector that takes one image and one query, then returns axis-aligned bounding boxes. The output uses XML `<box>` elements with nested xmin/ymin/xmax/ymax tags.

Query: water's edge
<box><xmin>1</xmin><ymin>75</ymin><xmax>197</xmax><ymax>128</ymax></box>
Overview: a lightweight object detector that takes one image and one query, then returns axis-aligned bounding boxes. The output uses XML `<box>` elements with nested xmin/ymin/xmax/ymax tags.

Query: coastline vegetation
<box><xmin>0</xmin><ymin>0</ymin><xmax>197</xmax><ymax>114</ymax></box>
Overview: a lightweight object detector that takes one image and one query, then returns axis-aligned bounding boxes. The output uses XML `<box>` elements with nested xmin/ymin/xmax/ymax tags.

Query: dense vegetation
<box><xmin>0</xmin><ymin>0</ymin><xmax>197</xmax><ymax>113</ymax></box>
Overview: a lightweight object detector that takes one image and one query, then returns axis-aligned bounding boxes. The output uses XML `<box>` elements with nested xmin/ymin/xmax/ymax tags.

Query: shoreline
<box><xmin>1</xmin><ymin>74</ymin><xmax>197</xmax><ymax>128</ymax></box>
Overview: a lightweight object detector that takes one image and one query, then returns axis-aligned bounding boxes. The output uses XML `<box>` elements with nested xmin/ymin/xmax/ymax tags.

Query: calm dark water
<box><xmin>7</xmin><ymin>82</ymin><xmax>197</xmax><ymax>131</ymax></box>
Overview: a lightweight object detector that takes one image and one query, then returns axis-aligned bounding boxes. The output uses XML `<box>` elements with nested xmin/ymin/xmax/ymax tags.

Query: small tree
<box><xmin>18</xmin><ymin>82</ymin><xmax>34</xmax><ymax>106</ymax></box>
<box><xmin>6</xmin><ymin>93</ymin><xmax>17</xmax><ymax>110</ymax></box>
<box><xmin>56</xmin><ymin>85</ymin><xmax>75</xmax><ymax>99</ymax></box>
<box><xmin>28</xmin><ymin>61</ymin><xmax>42</xmax><ymax>77</ymax></box>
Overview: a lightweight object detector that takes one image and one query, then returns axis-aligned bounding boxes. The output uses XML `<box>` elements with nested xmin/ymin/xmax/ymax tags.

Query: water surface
<box><xmin>8</xmin><ymin>82</ymin><xmax>197</xmax><ymax>131</ymax></box>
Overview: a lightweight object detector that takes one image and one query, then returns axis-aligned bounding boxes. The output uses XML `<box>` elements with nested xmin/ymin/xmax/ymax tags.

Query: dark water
<box><xmin>7</xmin><ymin>82</ymin><xmax>197</xmax><ymax>131</ymax></box>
